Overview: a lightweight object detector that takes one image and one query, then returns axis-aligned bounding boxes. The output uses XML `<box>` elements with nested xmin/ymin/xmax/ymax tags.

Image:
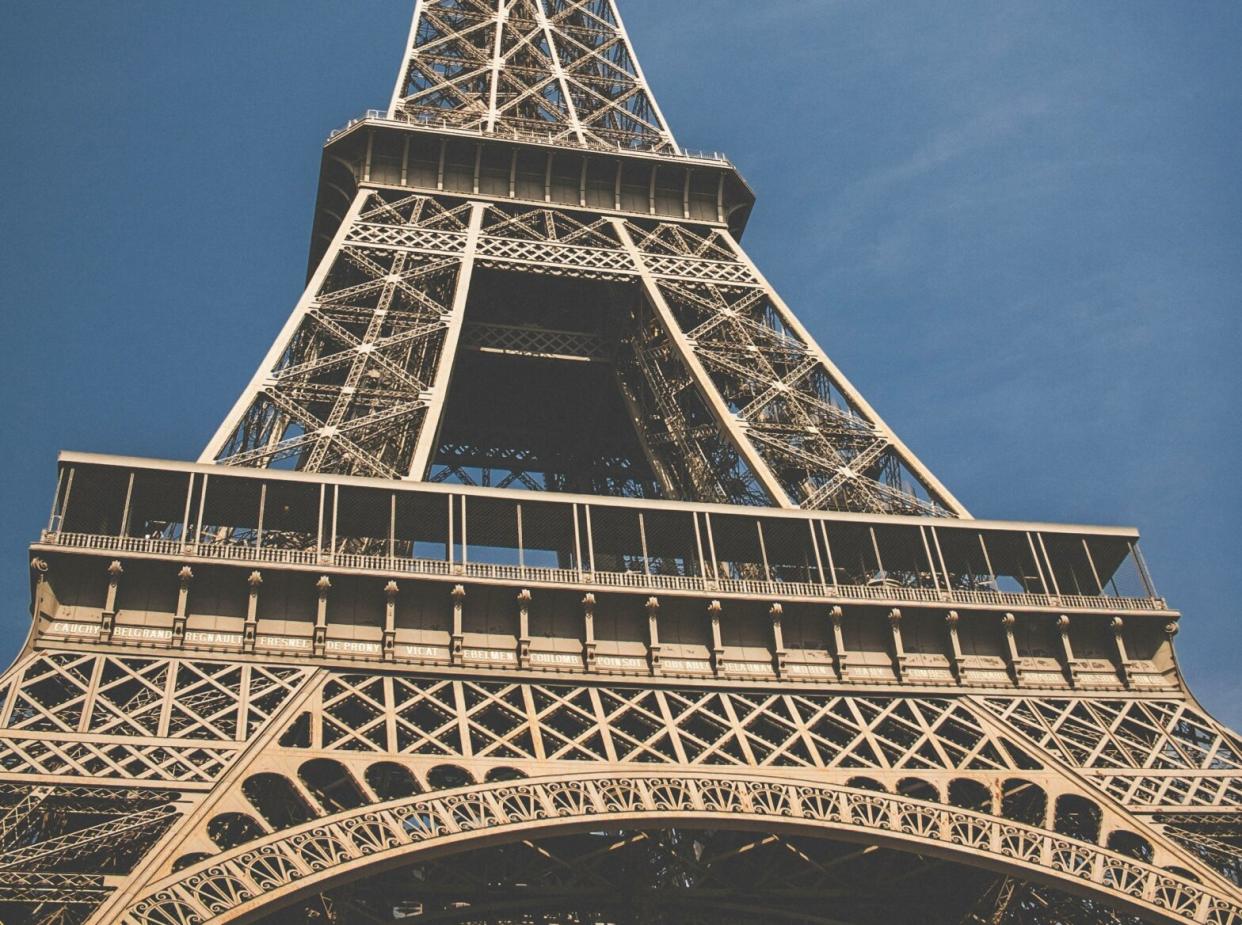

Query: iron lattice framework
<box><xmin>3</xmin><ymin>2</ymin><xmax>1239</xmax><ymax>924</ymax></box>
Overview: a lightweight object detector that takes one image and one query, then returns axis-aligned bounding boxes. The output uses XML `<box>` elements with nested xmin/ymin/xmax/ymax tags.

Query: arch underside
<box><xmin>249</xmin><ymin>825</ymin><xmax>1154</xmax><ymax>925</ymax></box>
<box><xmin>123</xmin><ymin>774</ymin><xmax>1240</xmax><ymax>925</ymax></box>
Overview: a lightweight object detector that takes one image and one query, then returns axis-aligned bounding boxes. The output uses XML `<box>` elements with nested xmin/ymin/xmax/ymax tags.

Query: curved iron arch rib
<box><xmin>122</xmin><ymin>771</ymin><xmax>1239</xmax><ymax>925</ymax></box>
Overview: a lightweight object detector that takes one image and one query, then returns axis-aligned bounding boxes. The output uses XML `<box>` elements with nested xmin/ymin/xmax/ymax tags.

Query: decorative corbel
<box><xmin>29</xmin><ymin>558</ymin><xmax>50</xmax><ymax>635</ymax></box>
<box><xmin>582</xmin><ymin>593</ymin><xmax>597</xmax><ymax>671</ymax></box>
<box><xmin>829</xmin><ymin>605</ymin><xmax>848</xmax><ymax>680</ymax></box>
<box><xmin>707</xmin><ymin>600</ymin><xmax>724</xmax><ymax>675</ymax></box>
<box><xmin>450</xmin><ymin>584</ymin><xmax>466</xmax><ymax>665</ymax></box>
<box><xmin>243</xmin><ymin>570</ymin><xmax>262</xmax><ymax>653</ymax></box>
<box><xmin>645</xmin><ymin>597</ymin><xmax>661</xmax><ymax>673</ymax></box>
<box><xmin>101</xmin><ymin>560</ymin><xmax>123</xmax><ymax>641</ymax></box>
<box><xmin>888</xmin><ymin>608</ymin><xmax>905</xmax><ymax>681</ymax></box>
<box><xmin>1000</xmin><ymin>612</ymin><xmax>1020</xmax><ymax>684</ymax></box>
<box><xmin>1056</xmin><ymin>614</ymin><xmax>1078</xmax><ymax>687</ymax></box>
<box><xmin>770</xmin><ymin>602</ymin><xmax>786</xmax><ymax>678</ymax></box>
<box><xmin>383</xmin><ymin>581</ymin><xmax>399</xmax><ymax>661</ymax></box>
<box><xmin>313</xmin><ymin>575</ymin><xmax>331</xmax><ymax>656</ymax></box>
<box><xmin>516</xmin><ymin>589</ymin><xmax>532</xmax><ymax>668</ymax></box>
<box><xmin>1111</xmin><ymin>616</ymin><xmax>1132</xmax><ymax>686</ymax></box>
<box><xmin>172</xmin><ymin>566</ymin><xmax>194</xmax><ymax>646</ymax></box>
<box><xmin>945</xmin><ymin>611</ymin><xmax>965</xmax><ymax>682</ymax></box>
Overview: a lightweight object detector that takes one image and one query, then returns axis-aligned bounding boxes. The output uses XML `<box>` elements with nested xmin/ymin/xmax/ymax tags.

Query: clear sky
<box><xmin>0</xmin><ymin>2</ymin><xmax>1237</xmax><ymax>726</ymax></box>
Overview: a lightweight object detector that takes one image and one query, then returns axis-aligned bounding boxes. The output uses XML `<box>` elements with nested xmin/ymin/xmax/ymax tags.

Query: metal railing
<box><xmin>44</xmin><ymin>531</ymin><xmax>1169</xmax><ymax>613</ymax></box>
<box><xmin>326</xmin><ymin>109</ymin><xmax>733</xmax><ymax>165</ymax></box>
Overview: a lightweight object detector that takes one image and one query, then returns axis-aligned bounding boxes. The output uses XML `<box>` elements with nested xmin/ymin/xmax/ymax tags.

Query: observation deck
<box><xmin>27</xmin><ymin>452</ymin><xmax>1180</xmax><ymax>693</ymax></box>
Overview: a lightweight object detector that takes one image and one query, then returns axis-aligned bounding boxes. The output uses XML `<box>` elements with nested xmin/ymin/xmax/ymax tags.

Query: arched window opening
<box><xmin>1000</xmin><ymin>778</ymin><xmax>1047</xmax><ymax>826</ymax></box>
<box><xmin>485</xmin><ymin>766</ymin><xmax>528</xmax><ymax>783</ymax></box>
<box><xmin>242</xmin><ymin>773</ymin><xmax>316</xmax><ymax>830</ymax></box>
<box><xmin>948</xmin><ymin>778</ymin><xmax>991</xmax><ymax>813</ymax></box>
<box><xmin>367</xmin><ymin>761</ymin><xmax>422</xmax><ymax>801</ymax></box>
<box><xmin>426</xmin><ymin>764</ymin><xmax>474</xmax><ymax>790</ymax></box>
<box><xmin>845</xmin><ymin>776</ymin><xmax>886</xmax><ymax>793</ymax></box>
<box><xmin>206</xmin><ymin>812</ymin><xmax>266</xmax><ymax>851</ymax></box>
<box><xmin>1054</xmin><ymin>794</ymin><xmax>1103</xmax><ymax>843</ymax></box>
<box><xmin>896</xmin><ymin>778</ymin><xmax>938</xmax><ymax>802</ymax></box>
<box><xmin>299</xmin><ymin>758</ymin><xmax>368</xmax><ymax>814</ymax></box>
<box><xmin>1107</xmin><ymin>829</ymin><xmax>1153</xmax><ymax>862</ymax></box>
<box><xmin>171</xmin><ymin>852</ymin><xmax>212</xmax><ymax>872</ymax></box>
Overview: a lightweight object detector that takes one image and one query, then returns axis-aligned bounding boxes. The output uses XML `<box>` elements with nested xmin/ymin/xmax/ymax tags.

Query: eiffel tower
<box><xmin>3</xmin><ymin>3</ymin><xmax>1239</xmax><ymax>924</ymax></box>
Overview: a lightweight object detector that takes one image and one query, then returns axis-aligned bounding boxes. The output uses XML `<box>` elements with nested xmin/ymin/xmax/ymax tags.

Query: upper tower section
<box><xmin>389</xmin><ymin>0</ymin><xmax>679</xmax><ymax>155</ymax></box>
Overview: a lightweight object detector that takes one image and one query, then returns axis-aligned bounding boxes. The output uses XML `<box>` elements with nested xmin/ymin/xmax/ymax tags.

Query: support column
<box><xmin>612</xmin><ymin>218</ymin><xmax>795</xmax><ymax>509</ymax></box>
<box><xmin>408</xmin><ymin>202</ymin><xmax>487</xmax><ymax>478</ymax></box>
<box><xmin>101</xmin><ymin>560</ymin><xmax>123</xmax><ymax>642</ymax></box>
<box><xmin>243</xmin><ymin>571</ymin><xmax>262</xmax><ymax>653</ymax></box>
<box><xmin>172</xmin><ymin>566</ymin><xmax>193</xmax><ymax>647</ymax></box>
<box><xmin>200</xmin><ymin>191</ymin><xmax>372</xmax><ymax>464</ymax></box>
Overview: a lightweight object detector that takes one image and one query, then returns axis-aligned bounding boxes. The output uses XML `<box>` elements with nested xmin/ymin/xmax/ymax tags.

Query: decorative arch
<box><xmin>121</xmin><ymin>772</ymin><xmax>1236</xmax><ymax>925</ymax></box>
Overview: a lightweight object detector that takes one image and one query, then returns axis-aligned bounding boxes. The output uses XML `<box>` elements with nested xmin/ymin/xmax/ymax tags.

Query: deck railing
<box><xmin>43</xmin><ymin>531</ymin><xmax>1169</xmax><ymax>613</ymax></box>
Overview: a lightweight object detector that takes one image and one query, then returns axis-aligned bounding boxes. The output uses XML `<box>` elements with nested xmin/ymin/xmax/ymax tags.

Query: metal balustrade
<box><xmin>44</xmin><ymin>530</ymin><xmax>1167</xmax><ymax>613</ymax></box>
<box><xmin>326</xmin><ymin>110</ymin><xmax>733</xmax><ymax>165</ymax></box>
<box><xmin>43</xmin><ymin>455</ymin><xmax>1169</xmax><ymax>619</ymax></box>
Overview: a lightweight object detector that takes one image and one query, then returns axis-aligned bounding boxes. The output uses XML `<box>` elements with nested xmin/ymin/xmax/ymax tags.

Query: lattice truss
<box><xmin>0</xmin><ymin>654</ymin><xmax>311</xmax><ymax>924</ymax></box>
<box><xmin>619</xmin><ymin>220</ymin><xmax>961</xmax><ymax>516</ymax></box>
<box><xmin>0</xmin><ymin>784</ymin><xmax>180</xmax><ymax>925</ymax></box>
<box><xmin>391</xmin><ymin>0</ymin><xmax>677</xmax><ymax>153</ymax></box>
<box><xmin>207</xmin><ymin>188</ymin><xmax>962</xmax><ymax>515</ymax></box>
<box><xmin>0</xmin><ymin>652</ymin><xmax>308</xmax><ymax>782</ymax></box>
<box><xmin>290</xmin><ymin>675</ymin><xmax>1043</xmax><ymax>772</ymax></box>
<box><xmin>212</xmin><ymin>194</ymin><xmax>475</xmax><ymax>479</ymax></box>
<box><xmin>978</xmin><ymin>697</ymin><xmax>1242</xmax><ymax>810</ymax></box>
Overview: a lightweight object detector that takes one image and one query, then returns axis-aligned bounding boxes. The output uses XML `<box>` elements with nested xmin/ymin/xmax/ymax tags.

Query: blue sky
<box><xmin>0</xmin><ymin>2</ymin><xmax>1238</xmax><ymax>725</ymax></box>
